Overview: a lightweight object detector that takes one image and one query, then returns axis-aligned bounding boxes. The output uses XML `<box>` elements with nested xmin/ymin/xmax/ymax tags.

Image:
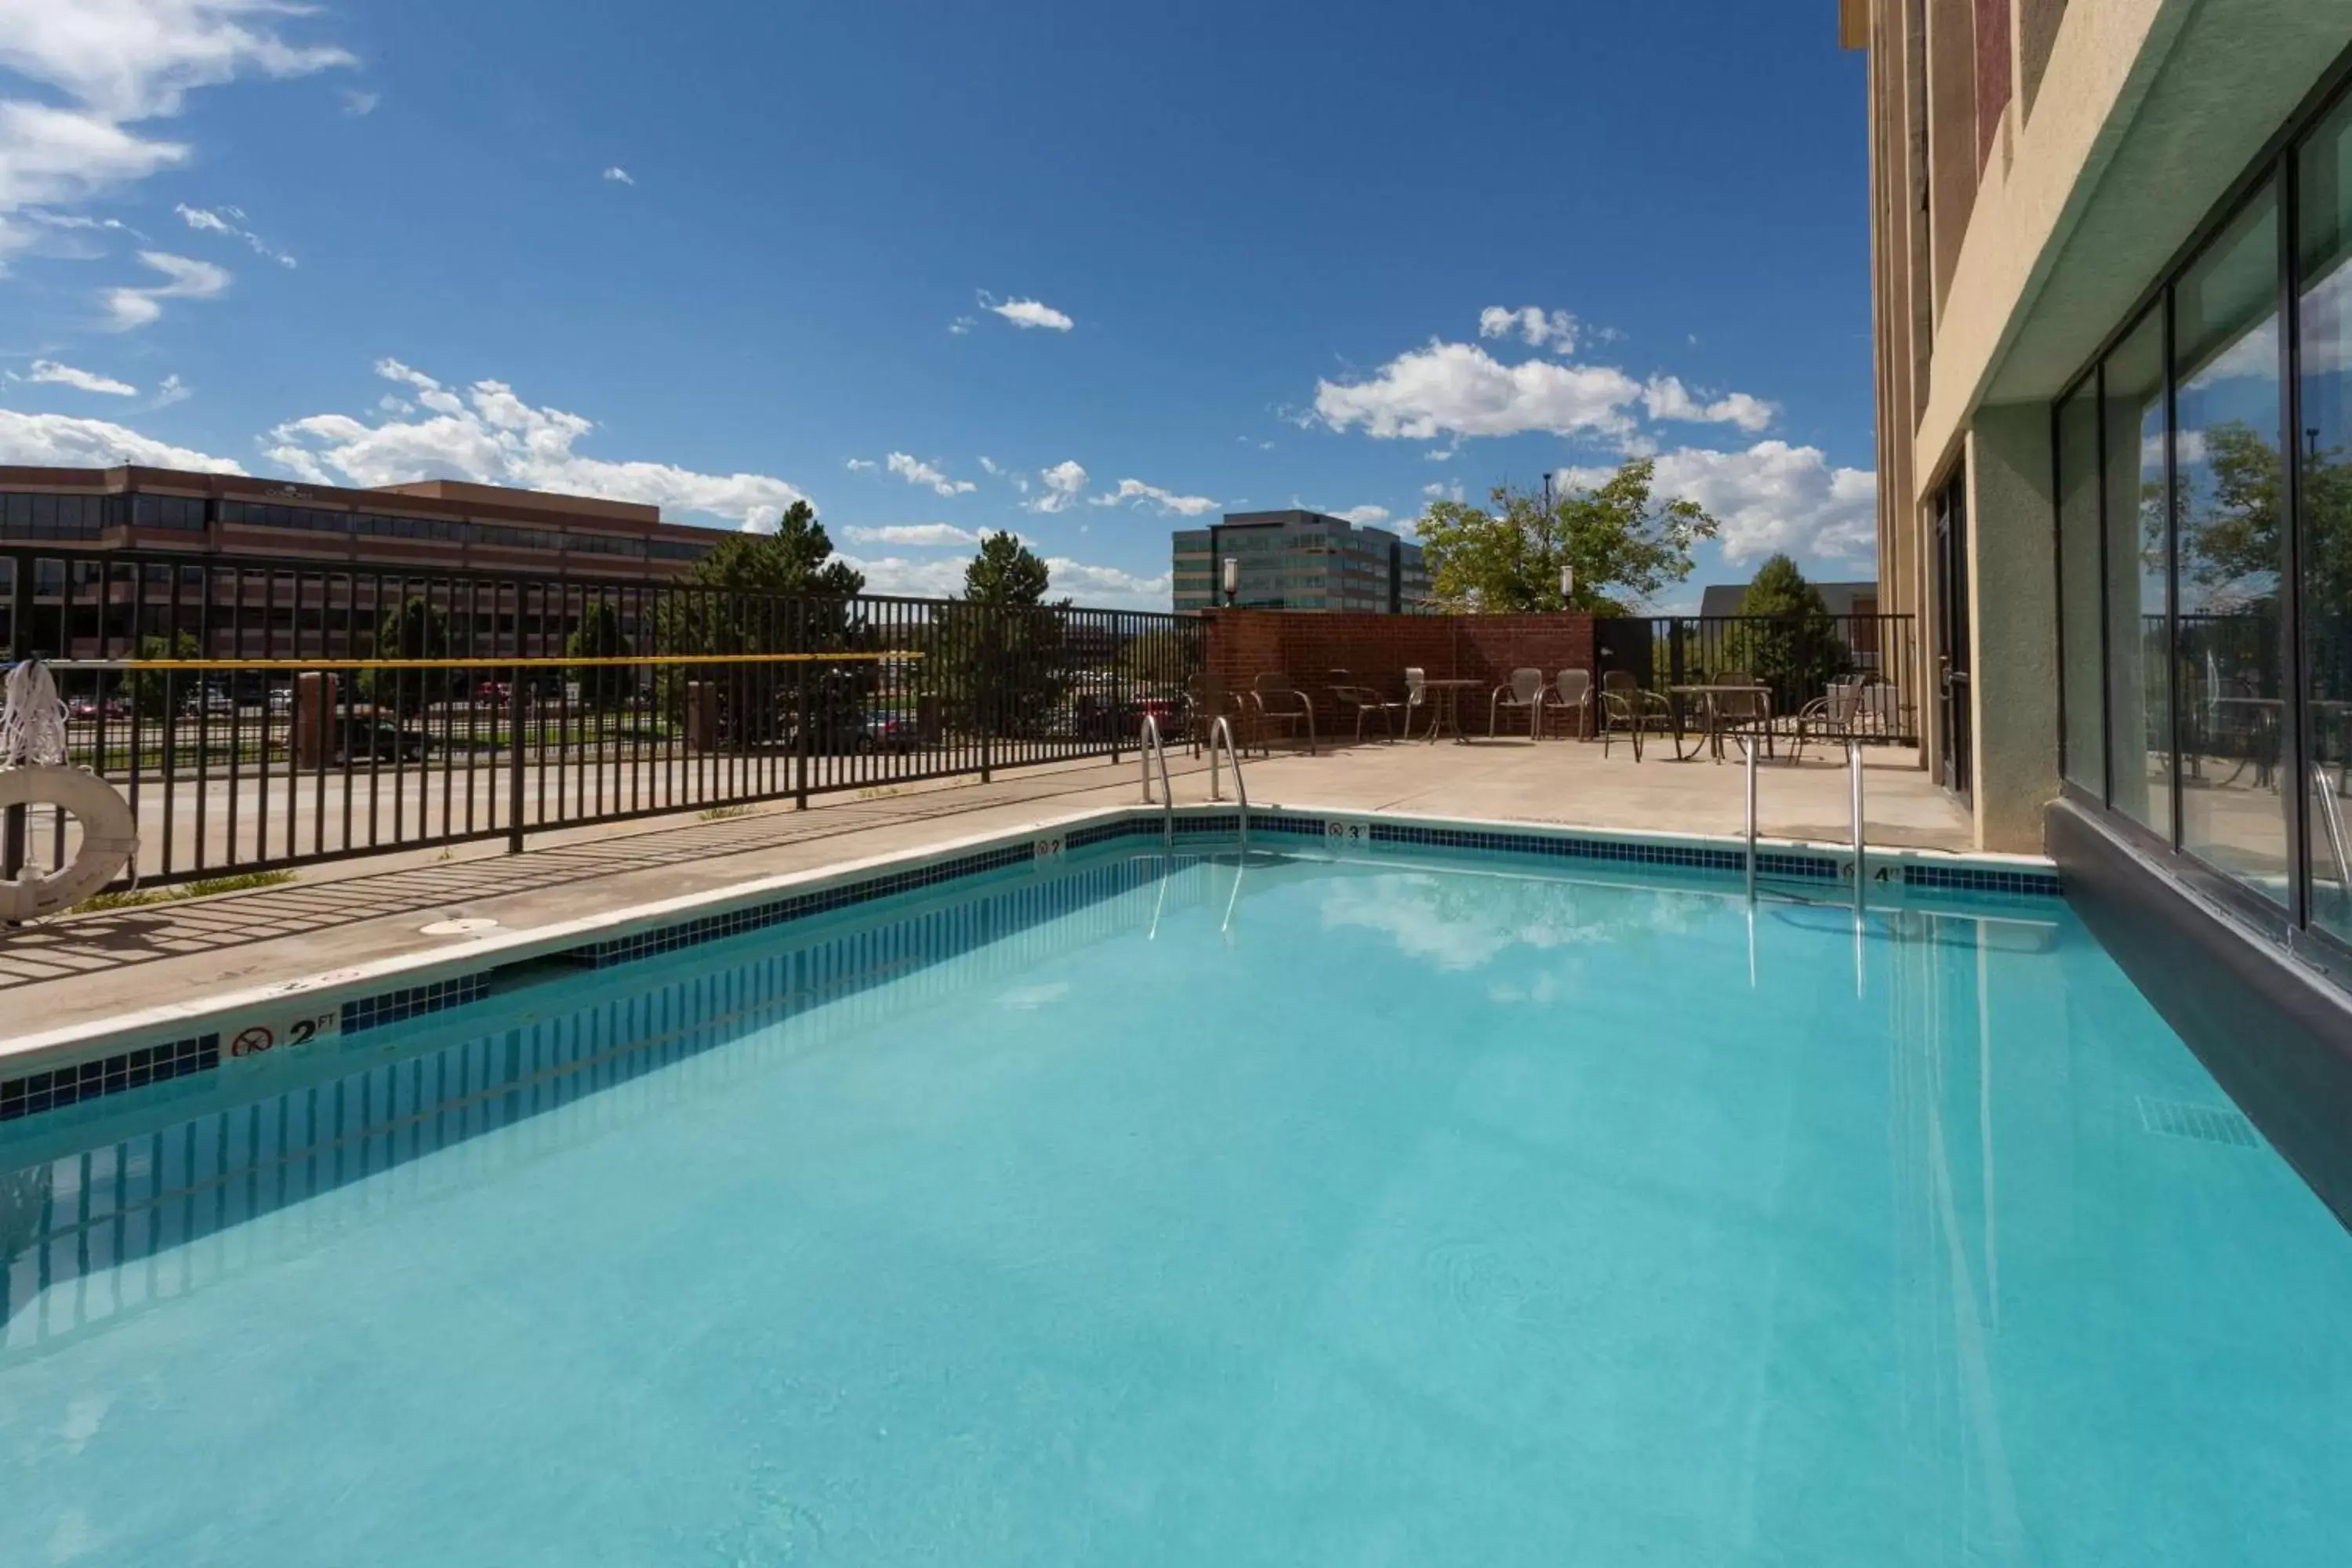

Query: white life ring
<box><xmin>0</xmin><ymin>765</ymin><xmax>140</xmax><ymax>920</ymax></box>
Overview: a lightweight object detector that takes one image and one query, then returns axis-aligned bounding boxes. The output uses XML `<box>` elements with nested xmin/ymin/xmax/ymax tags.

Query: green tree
<box><xmin>681</xmin><ymin>503</ymin><xmax>868</xmax><ymax>600</ymax></box>
<box><xmin>962</xmin><ymin>531</ymin><xmax>1051</xmax><ymax>605</ymax></box>
<box><xmin>564</xmin><ymin>598</ymin><xmax>634</xmax><ymax>709</ymax></box>
<box><xmin>128</xmin><ymin>630</ymin><xmax>201</xmax><ymax>720</ymax></box>
<box><xmin>942</xmin><ymin>532</ymin><xmax>1071</xmax><ymax>740</ymax></box>
<box><xmin>365</xmin><ymin>595</ymin><xmax>450</xmax><ymax>714</ymax></box>
<box><xmin>1726</xmin><ymin>553</ymin><xmax>1848</xmax><ymax>703</ymax></box>
<box><xmin>652</xmin><ymin>503</ymin><xmax>874</xmax><ymax>749</ymax></box>
<box><xmin>1414</xmin><ymin>457</ymin><xmax>1719</xmax><ymax>613</ymax></box>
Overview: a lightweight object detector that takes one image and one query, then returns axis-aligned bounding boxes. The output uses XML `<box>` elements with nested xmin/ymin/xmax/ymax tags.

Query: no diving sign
<box><xmin>223</xmin><ymin>1007</ymin><xmax>341</xmax><ymax>1069</ymax></box>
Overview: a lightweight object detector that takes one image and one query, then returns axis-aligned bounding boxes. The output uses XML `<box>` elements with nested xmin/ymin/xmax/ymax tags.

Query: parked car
<box><xmin>332</xmin><ymin>719</ymin><xmax>429</xmax><ymax>764</ymax></box>
<box><xmin>473</xmin><ymin>680</ymin><xmax>511</xmax><ymax>704</ymax></box>
<box><xmin>183</xmin><ymin>686</ymin><xmax>235</xmax><ymax>718</ymax></box>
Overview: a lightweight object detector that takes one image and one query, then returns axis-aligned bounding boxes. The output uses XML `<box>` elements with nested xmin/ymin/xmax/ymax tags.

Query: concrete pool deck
<box><xmin>2</xmin><ymin>735</ymin><xmax>1973</xmax><ymax>1040</ymax></box>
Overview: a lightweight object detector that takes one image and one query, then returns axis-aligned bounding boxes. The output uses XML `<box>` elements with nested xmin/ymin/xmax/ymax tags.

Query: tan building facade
<box><xmin>1846</xmin><ymin>2</ymin><xmax>2352</xmax><ymax>932</ymax></box>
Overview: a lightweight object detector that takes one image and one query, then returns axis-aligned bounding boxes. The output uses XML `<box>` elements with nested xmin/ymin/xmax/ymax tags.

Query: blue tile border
<box><xmin>1367</xmin><ymin>819</ymin><xmax>1750</xmax><ymax>873</ymax></box>
<box><xmin>342</xmin><ymin>975</ymin><xmax>493</xmax><ymax>1035</ymax></box>
<box><xmin>0</xmin><ymin>1033</ymin><xmax>218</xmax><ymax>1122</ymax></box>
<box><xmin>555</xmin><ymin>840</ymin><xmax>1040</xmax><ymax>969</ymax></box>
<box><xmin>1900</xmin><ymin>862</ymin><xmax>2061</xmax><ymax>896</ymax></box>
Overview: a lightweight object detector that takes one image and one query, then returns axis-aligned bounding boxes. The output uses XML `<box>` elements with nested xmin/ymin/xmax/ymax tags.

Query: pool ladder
<box><xmin>1138</xmin><ymin>714</ymin><xmax>1174</xmax><ymax>851</ymax></box>
<box><xmin>1740</xmin><ymin>735</ymin><xmax>1866</xmax><ymax>915</ymax></box>
<box><xmin>1138</xmin><ymin>715</ymin><xmax>1250</xmax><ymax>856</ymax></box>
<box><xmin>1207</xmin><ymin>716</ymin><xmax>1250</xmax><ymax>855</ymax></box>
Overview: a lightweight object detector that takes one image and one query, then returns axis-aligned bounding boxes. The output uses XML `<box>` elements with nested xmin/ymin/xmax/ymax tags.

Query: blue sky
<box><xmin>0</xmin><ymin>1</ymin><xmax>1875</xmax><ymax>610</ymax></box>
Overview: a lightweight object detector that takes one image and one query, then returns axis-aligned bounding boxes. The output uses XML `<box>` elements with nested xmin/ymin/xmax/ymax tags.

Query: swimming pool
<box><xmin>5</xmin><ymin>836</ymin><xmax>2349</xmax><ymax>1565</ymax></box>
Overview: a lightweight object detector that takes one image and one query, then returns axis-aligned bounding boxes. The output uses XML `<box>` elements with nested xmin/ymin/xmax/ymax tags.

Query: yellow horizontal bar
<box><xmin>47</xmin><ymin>652</ymin><xmax>925</xmax><ymax>671</ymax></box>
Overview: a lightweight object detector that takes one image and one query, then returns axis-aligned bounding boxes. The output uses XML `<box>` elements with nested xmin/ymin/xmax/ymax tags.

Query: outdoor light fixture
<box><xmin>1559</xmin><ymin>563</ymin><xmax>1575</xmax><ymax>606</ymax></box>
<box><xmin>1222</xmin><ymin>557</ymin><xmax>1239</xmax><ymax>607</ymax></box>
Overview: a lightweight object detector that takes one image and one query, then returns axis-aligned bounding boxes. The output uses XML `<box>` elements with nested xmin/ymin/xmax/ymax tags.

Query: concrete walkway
<box><xmin>3</xmin><ymin>736</ymin><xmax>1970</xmax><ymax>1041</ymax></box>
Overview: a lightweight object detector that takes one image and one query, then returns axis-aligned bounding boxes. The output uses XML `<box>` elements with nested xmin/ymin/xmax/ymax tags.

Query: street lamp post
<box><xmin>1222</xmin><ymin>557</ymin><xmax>1239</xmax><ymax>608</ymax></box>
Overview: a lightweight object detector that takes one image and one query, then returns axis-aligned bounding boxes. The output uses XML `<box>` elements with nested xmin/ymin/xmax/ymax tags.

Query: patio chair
<box><xmin>1182</xmin><ymin>673</ymin><xmax>1247</xmax><ymax>757</ymax></box>
<box><xmin>1490</xmin><ymin>667</ymin><xmax>1545</xmax><ymax>739</ymax></box>
<box><xmin>1599</xmin><ymin>670</ymin><xmax>1671</xmax><ymax>760</ymax></box>
<box><xmin>1790</xmin><ymin>678</ymin><xmax>1864</xmax><ymax>765</ymax></box>
<box><xmin>1327</xmin><ymin>668</ymin><xmax>1401</xmax><ymax>742</ymax></box>
<box><xmin>1250</xmin><ymin>672</ymin><xmax>1319</xmax><ymax>756</ymax></box>
<box><xmin>1538</xmin><ymin>669</ymin><xmax>1592</xmax><ymax>740</ymax></box>
<box><xmin>1707</xmin><ymin>678</ymin><xmax>1774</xmax><ymax>762</ymax></box>
<box><xmin>1403</xmin><ymin>667</ymin><xmax>1429</xmax><ymax>740</ymax></box>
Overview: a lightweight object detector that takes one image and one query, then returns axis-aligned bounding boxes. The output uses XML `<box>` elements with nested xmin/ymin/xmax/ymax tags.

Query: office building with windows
<box><xmin>1847</xmin><ymin>2</ymin><xmax>2352</xmax><ymax>989</ymax></box>
<box><xmin>0</xmin><ymin>465</ymin><xmax>728</xmax><ymax>661</ymax></box>
<box><xmin>1171</xmin><ymin>510</ymin><xmax>1432</xmax><ymax>613</ymax></box>
<box><xmin>0</xmin><ymin>466</ymin><xmax>721</xmax><ymax>577</ymax></box>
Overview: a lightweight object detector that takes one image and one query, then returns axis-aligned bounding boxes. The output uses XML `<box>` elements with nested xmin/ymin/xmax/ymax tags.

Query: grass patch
<box><xmin>697</xmin><ymin>804</ymin><xmax>755</xmax><ymax>822</ymax></box>
<box><xmin>73</xmin><ymin>869</ymin><xmax>299</xmax><ymax>914</ymax></box>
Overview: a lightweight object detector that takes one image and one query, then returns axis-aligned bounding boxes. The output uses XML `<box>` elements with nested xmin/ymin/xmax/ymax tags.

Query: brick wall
<box><xmin>1200</xmin><ymin>610</ymin><xmax>1595</xmax><ymax>731</ymax></box>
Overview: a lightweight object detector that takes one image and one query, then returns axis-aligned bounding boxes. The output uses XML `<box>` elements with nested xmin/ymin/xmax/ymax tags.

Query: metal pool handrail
<box><xmin>1849</xmin><ymin>739</ymin><xmax>1867</xmax><ymax>916</ymax></box>
<box><xmin>1740</xmin><ymin>735</ymin><xmax>1759</xmax><ymax>901</ymax></box>
<box><xmin>1208</xmin><ymin>715</ymin><xmax>1249</xmax><ymax>854</ymax></box>
<box><xmin>1737</xmin><ymin>736</ymin><xmax>1867</xmax><ymax>914</ymax></box>
<box><xmin>1138</xmin><ymin>713</ymin><xmax>1174</xmax><ymax>851</ymax></box>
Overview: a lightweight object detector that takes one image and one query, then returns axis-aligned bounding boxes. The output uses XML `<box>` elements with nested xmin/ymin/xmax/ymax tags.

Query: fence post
<box><xmin>2</xmin><ymin>554</ymin><xmax>27</xmax><ymax>884</ymax></box>
<box><xmin>506</xmin><ymin>665</ymin><xmax>526</xmax><ymax>854</ymax></box>
<box><xmin>793</xmin><ymin>600</ymin><xmax>810</xmax><ymax>811</ymax></box>
<box><xmin>979</xmin><ymin>607</ymin><xmax>994</xmax><ymax>784</ymax></box>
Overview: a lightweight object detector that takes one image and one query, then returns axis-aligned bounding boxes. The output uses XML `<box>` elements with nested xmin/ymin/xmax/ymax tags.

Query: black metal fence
<box><xmin>1593</xmin><ymin>612</ymin><xmax>1921</xmax><ymax>743</ymax></box>
<box><xmin>1</xmin><ymin>547</ymin><xmax>1203</xmax><ymax>890</ymax></box>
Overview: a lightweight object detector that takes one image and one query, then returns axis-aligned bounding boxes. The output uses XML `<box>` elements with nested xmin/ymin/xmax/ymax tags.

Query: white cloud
<box><xmin>602</xmin><ymin>166</ymin><xmax>633</xmax><ymax>185</ymax></box>
<box><xmin>150</xmin><ymin>372</ymin><xmax>189</xmax><ymax>407</ymax></box>
<box><xmin>844</xmin><ymin>456</ymin><xmax>877</xmax><ymax>471</ymax></box>
<box><xmin>1043</xmin><ymin>559</ymin><xmax>1170</xmax><ymax>608</ymax></box>
<box><xmin>946</xmin><ymin>315</ymin><xmax>976</xmax><ymax>336</ymax></box>
<box><xmin>837</xmin><ymin>548</ymin><xmax>1163</xmax><ymax>608</ymax></box>
<box><xmin>1421</xmin><ymin>481</ymin><xmax>1464</xmax><ymax>503</ymax></box>
<box><xmin>1089</xmin><ymin>477</ymin><xmax>1218</xmax><ymax>517</ymax></box>
<box><xmin>977</xmin><ymin>455</ymin><xmax>1001</xmax><ymax>475</ymax></box>
<box><xmin>1330</xmin><ymin>504</ymin><xmax>1389</xmax><ymax>526</ymax></box>
<box><xmin>339</xmin><ymin>87</ymin><xmax>379</xmax><ymax>116</ymax></box>
<box><xmin>1641</xmin><ymin>441</ymin><xmax>1878</xmax><ymax>565</ymax></box>
<box><xmin>27</xmin><ymin>359</ymin><xmax>136</xmax><ymax>395</ymax></box>
<box><xmin>1313</xmin><ymin>339</ymin><xmax>1643</xmax><ymax>443</ymax></box>
<box><xmin>263</xmin><ymin>359</ymin><xmax>812</xmax><ymax>530</ymax></box>
<box><xmin>173</xmin><ymin>201</ymin><xmax>293</xmax><ymax>267</ymax></box>
<box><xmin>0</xmin><ymin>1</ymin><xmax>353</xmax><ymax>252</ymax></box>
<box><xmin>836</xmin><ymin>554</ymin><xmax>968</xmax><ymax>598</ymax></box>
<box><xmin>0</xmin><ymin>406</ymin><xmax>241</xmax><ymax>470</ymax></box>
<box><xmin>1478</xmin><ymin>305</ymin><xmax>1579</xmax><ymax>353</ymax></box>
<box><xmin>984</xmin><ymin>296</ymin><xmax>1074</xmax><ymax>332</ymax></box>
<box><xmin>1641</xmin><ymin>374</ymin><xmax>1775</xmax><ymax>432</ymax></box>
<box><xmin>103</xmin><ymin>249</ymin><xmax>230</xmax><ymax>327</ymax></box>
<box><xmin>844</xmin><ymin>523</ymin><xmax>982</xmax><ymax>547</ymax></box>
<box><xmin>1028</xmin><ymin>459</ymin><xmax>1087</xmax><ymax>513</ymax></box>
<box><xmin>884</xmin><ymin>451</ymin><xmax>975</xmax><ymax>496</ymax></box>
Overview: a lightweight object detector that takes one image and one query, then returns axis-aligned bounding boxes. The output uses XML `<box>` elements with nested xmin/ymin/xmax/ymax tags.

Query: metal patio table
<box><xmin>1668</xmin><ymin>684</ymin><xmax>1774</xmax><ymax>763</ymax></box>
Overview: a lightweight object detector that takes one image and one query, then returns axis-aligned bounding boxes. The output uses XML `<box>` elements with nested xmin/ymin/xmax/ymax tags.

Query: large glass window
<box><xmin>2103</xmin><ymin>309</ymin><xmax>2171</xmax><ymax>838</ymax></box>
<box><xmin>2057</xmin><ymin>379</ymin><xmax>2104</xmax><ymax>792</ymax></box>
<box><xmin>2299</xmin><ymin>94</ymin><xmax>2352</xmax><ymax>940</ymax></box>
<box><xmin>2175</xmin><ymin>182</ymin><xmax>2288</xmax><ymax>901</ymax></box>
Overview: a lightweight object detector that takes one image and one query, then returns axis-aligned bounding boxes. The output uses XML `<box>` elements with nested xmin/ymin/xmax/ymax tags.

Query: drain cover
<box><xmin>419</xmin><ymin>916</ymin><xmax>499</xmax><ymax>936</ymax></box>
<box><xmin>2137</xmin><ymin>1097</ymin><xmax>2259</xmax><ymax>1149</ymax></box>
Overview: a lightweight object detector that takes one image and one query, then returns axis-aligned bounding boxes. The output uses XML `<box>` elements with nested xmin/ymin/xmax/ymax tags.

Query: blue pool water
<box><xmin>4</xmin><ymin>844</ymin><xmax>2350</xmax><ymax>1566</ymax></box>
